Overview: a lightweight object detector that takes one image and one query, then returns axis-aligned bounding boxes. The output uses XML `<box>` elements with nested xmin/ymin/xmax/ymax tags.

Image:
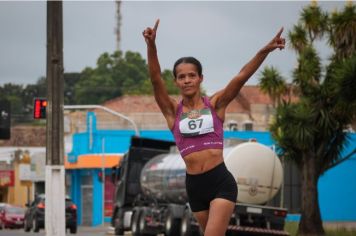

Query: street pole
<box><xmin>45</xmin><ymin>2</ymin><xmax>65</xmax><ymax>236</ymax></box>
<box><xmin>102</xmin><ymin>137</ymin><xmax>105</xmax><ymax>225</ymax></box>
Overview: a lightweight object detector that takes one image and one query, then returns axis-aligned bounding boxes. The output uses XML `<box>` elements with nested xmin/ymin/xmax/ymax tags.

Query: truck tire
<box><xmin>138</xmin><ymin>209</ymin><xmax>154</xmax><ymax>236</ymax></box>
<box><xmin>69</xmin><ymin>225</ymin><xmax>77</xmax><ymax>234</ymax></box>
<box><xmin>131</xmin><ymin>210</ymin><xmax>141</xmax><ymax>236</ymax></box>
<box><xmin>115</xmin><ymin>226</ymin><xmax>124</xmax><ymax>235</ymax></box>
<box><xmin>33</xmin><ymin>217</ymin><xmax>40</xmax><ymax>233</ymax></box>
<box><xmin>24</xmin><ymin>219</ymin><xmax>31</xmax><ymax>232</ymax></box>
<box><xmin>180</xmin><ymin>209</ymin><xmax>202</xmax><ymax>236</ymax></box>
<box><xmin>112</xmin><ymin>208</ymin><xmax>124</xmax><ymax>235</ymax></box>
<box><xmin>164</xmin><ymin>209</ymin><xmax>180</xmax><ymax>236</ymax></box>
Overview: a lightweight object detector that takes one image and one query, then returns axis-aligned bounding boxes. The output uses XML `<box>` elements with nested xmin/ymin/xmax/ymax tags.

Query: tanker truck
<box><xmin>111</xmin><ymin>136</ymin><xmax>289</xmax><ymax>236</ymax></box>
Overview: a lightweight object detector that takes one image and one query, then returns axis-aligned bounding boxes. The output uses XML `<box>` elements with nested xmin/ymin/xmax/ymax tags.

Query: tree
<box><xmin>260</xmin><ymin>3</ymin><xmax>356</xmax><ymax>235</ymax></box>
<box><xmin>64</xmin><ymin>73</ymin><xmax>81</xmax><ymax>105</ymax></box>
<box><xmin>258</xmin><ymin>66</ymin><xmax>287</xmax><ymax>108</ymax></box>
<box><xmin>0</xmin><ymin>83</ymin><xmax>25</xmax><ymax>115</ymax></box>
<box><xmin>74</xmin><ymin>50</ymin><xmax>179</xmax><ymax>104</ymax></box>
<box><xmin>328</xmin><ymin>2</ymin><xmax>356</xmax><ymax>60</ymax></box>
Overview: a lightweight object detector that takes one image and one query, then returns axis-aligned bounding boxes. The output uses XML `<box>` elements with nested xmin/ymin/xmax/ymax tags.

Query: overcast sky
<box><xmin>0</xmin><ymin>1</ymin><xmax>347</xmax><ymax>95</ymax></box>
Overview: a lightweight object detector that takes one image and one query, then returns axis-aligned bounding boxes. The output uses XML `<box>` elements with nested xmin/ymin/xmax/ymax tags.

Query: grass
<box><xmin>285</xmin><ymin>222</ymin><xmax>298</xmax><ymax>236</ymax></box>
<box><xmin>284</xmin><ymin>222</ymin><xmax>356</xmax><ymax>236</ymax></box>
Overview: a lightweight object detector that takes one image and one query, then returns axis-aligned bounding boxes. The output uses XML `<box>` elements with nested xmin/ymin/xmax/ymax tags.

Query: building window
<box><xmin>227</xmin><ymin>120</ymin><xmax>238</xmax><ymax>131</ymax></box>
<box><xmin>242</xmin><ymin>121</ymin><xmax>253</xmax><ymax>131</ymax></box>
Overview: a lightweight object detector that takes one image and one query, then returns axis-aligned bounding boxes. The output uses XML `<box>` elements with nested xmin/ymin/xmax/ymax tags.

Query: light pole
<box><xmin>45</xmin><ymin>2</ymin><xmax>65</xmax><ymax>236</ymax></box>
<box><xmin>63</xmin><ymin>105</ymin><xmax>139</xmax><ymax>136</ymax></box>
<box><xmin>101</xmin><ymin>137</ymin><xmax>105</xmax><ymax>225</ymax></box>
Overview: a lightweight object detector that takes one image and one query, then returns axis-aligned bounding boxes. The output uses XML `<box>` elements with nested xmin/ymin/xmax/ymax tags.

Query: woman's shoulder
<box><xmin>206</xmin><ymin>93</ymin><xmax>221</xmax><ymax>109</ymax></box>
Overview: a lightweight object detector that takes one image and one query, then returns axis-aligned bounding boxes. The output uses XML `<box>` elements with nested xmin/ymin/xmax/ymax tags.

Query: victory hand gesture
<box><xmin>262</xmin><ymin>27</ymin><xmax>286</xmax><ymax>53</ymax></box>
<box><xmin>143</xmin><ymin>19</ymin><xmax>160</xmax><ymax>45</ymax></box>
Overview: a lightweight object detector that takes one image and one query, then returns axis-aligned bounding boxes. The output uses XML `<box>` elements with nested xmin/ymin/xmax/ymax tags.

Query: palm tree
<box><xmin>258</xmin><ymin>66</ymin><xmax>287</xmax><ymax>108</ymax></box>
<box><xmin>300</xmin><ymin>1</ymin><xmax>328</xmax><ymax>42</ymax></box>
<box><xmin>288</xmin><ymin>24</ymin><xmax>308</xmax><ymax>53</ymax></box>
<box><xmin>266</xmin><ymin>2</ymin><xmax>356</xmax><ymax>235</ymax></box>
<box><xmin>258</xmin><ymin>66</ymin><xmax>287</xmax><ymax>127</ymax></box>
<box><xmin>271</xmin><ymin>54</ymin><xmax>356</xmax><ymax>236</ymax></box>
<box><xmin>328</xmin><ymin>3</ymin><xmax>356</xmax><ymax>60</ymax></box>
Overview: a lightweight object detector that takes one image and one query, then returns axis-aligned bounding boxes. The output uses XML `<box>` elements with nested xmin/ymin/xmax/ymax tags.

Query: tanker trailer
<box><xmin>112</xmin><ymin>137</ymin><xmax>289</xmax><ymax>236</ymax></box>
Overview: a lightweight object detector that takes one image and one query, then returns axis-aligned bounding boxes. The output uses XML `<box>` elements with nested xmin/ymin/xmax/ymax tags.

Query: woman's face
<box><xmin>174</xmin><ymin>63</ymin><xmax>203</xmax><ymax>96</ymax></box>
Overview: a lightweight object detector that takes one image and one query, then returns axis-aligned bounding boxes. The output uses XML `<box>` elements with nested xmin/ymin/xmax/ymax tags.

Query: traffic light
<box><xmin>33</xmin><ymin>98</ymin><xmax>47</xmax><ymax>119</ymax></box>
<box><xmin>0</xmin><ymin>99</ymin><xmax>11</xmax><ymax>140</ymax></box>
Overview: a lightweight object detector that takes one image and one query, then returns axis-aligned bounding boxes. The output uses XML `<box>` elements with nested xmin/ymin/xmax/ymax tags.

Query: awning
<box><xmin>64</xmin><ymin>154</ymin><xmax>123</xmax><ymax>169</ymax></box>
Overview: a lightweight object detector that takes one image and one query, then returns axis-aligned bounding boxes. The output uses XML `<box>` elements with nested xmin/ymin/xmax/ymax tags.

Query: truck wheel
<box><xmin>165</xmin><ymin>209</ymin><xmax>180</xmax><ymax>236</ymax></box>
<box><xmin>131</xmin><ymin>211</ymin><xmax>141</xmax><ymax>236</ymax></box>
<box><xmin>138</xmin><ymin>210</ymin><xmax>154</xmax><ymax>236</ymax></box>
<box><xmin>115</xmin><ymin>226</ymin><xmax>124</xmax><ymax>235</ymax></box>
<box><xmin>69</xmin><ymin>225</ymin><xmax>77</xmax><ymax>234</ymax></box>
<box><xmin>33</xmin><ymin>218</ymin><xmax>40</xmax><ymax>233</ymax></box>
<box><xmin>24</xmin><ymin>219</ymin><xmax>31</xmax><ymax>232</ymax></box>
<box><xmin>180</xmin><ymin>209</ymin><xmax>202</xmax><ymax>236</ymax></box>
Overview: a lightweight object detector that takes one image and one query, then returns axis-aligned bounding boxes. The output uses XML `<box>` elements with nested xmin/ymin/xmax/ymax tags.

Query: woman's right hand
<box><xmin>143</xmin><ymin>19</ymin><xmax>160</xmax><ymax>46</ymax></box>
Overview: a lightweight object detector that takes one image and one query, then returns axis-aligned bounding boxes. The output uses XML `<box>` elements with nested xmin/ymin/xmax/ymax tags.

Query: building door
<box><xmin>81</xmin><ymin>185</ymin><xmax>93</xmax><ymax>226</ymax></box>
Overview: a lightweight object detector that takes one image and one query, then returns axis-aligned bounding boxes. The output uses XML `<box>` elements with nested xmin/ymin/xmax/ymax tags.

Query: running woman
<box><xmin>142</xmin><ymin>19</ymin><xmax>285</xmax><ymax>236</ymax></box>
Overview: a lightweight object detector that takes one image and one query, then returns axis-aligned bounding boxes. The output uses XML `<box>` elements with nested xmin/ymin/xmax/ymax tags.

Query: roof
<box><xmin>0</xmin><ymin>126</ymin><xmax>46</xmax><ymax>147</ymax></box>
<box><xmin>64</xmin><ymin>154</ymin><xmax>123</xmax><ymax>169</ymax></box>
<box><xmin>102</xmin><ymin>85</ymin><xmax>296</xmax><ymax>114</ymax></box>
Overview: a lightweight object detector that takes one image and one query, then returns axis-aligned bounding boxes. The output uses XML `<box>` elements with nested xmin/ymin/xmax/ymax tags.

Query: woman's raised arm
<box><xmin>143</xmin><ymin>20</ymin><xmax>177</xmax><ymax>127</ymax></box>
<box><xmin>211</xmin><ymin>28</ymin><xmax>285</xmax><ymax>118</ymax></box>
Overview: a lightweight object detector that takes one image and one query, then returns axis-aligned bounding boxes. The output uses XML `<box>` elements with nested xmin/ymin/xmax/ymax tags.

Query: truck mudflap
<box><xmin>227</xmin><ymin>225</ymin><xmax>290</xmax><ymax>235</ymax></box>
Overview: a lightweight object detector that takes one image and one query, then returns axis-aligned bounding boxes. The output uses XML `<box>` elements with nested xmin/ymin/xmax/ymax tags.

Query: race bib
<box><xmin>179</xmin><ymin>108</ymin><xmax>214</xmax><ymax>137</ymax></box>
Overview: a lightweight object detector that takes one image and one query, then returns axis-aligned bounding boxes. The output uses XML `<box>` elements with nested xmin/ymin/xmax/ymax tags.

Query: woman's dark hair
<box><xmin>173</xmin><ymin>57</ymin><xmax>203</xmax><ymax>78</ymax></box>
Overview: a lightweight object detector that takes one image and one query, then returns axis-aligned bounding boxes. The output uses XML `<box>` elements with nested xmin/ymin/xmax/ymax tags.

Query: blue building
<box><xmin>65</xmin><ymin>112</ymin><xmax>356</xmax><ymax>226</ymax></box>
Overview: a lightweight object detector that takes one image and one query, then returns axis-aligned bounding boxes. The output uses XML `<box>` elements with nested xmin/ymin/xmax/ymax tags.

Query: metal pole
<box><xmin>280</xmin><ymin>154</ymin><xmax>285</xmax><ymax>208</ymax></box>
<box><xmin>27</xmin><ymin>186</ymin><xmax>30</xmax><ymax>205</ymax></box>
<box><xmin>45</xmin><ymin>2</ymin><xmax>65</xmax><ymax>236</ymax></box>
<box><xmin>102</xmin><ymin>137</ymin><xmax>105</xmax><ymax>225</ymax></box>
<box><xmin>63</xmin><ymin>105</ymin><xmax>140</xmax><ymax>136</ymax></box>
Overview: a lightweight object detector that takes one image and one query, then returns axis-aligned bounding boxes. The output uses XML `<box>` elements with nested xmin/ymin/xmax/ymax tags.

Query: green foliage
<box><xmin>285</xmin><ymin>222</ymin><xmax>356</xmax><ymax>236</ymax></box>
<box><xmin>0</xmin><ymin>83</ymin><xmax>26</xmax><ymax>114</ymax></box>
<box><xmin>64</xmin><ymin>73</ymin><xmax>81</xmax><ymax>105</ymax></box>
<box><xmin>288</xmin><ymin>24</ymin><xmax>308</xmax><ymax>53</ymax></box>
<box><xmin>292</xmin><ymin>46</ymin><xmax>321</xmax><ymax>96</ymax></box>
<box><xmin>74</xmin><ymin>50</ymin><xmax>179</xmax><ymax>103</ymax></box>
<box><xmin>258</xmin><ymin>66</ymin><xmax>287</xmax><ymax>107</ymax></box>
<box><xmin>300</xmin><ymin>2</ymin><xmax>328</xmax><ymax>42</ymax></box>
<box><xmin>328</xmin><ymin>4</ymin><xmax>356</xmax><ymax>60</ymax></box>
<box><xmin>0</xmin><ymin>50</ymin><xmax>178</xmax><ymax>121</ymax></box>
<box><xmin>268</xmin><ymin>2</ymin><xmax>356</xmax><ymax>175</ymax></box>
<box><xmin>260</xmin><ymin>3</ymin><xmax>356</xmax><ymax>234</ymax></box>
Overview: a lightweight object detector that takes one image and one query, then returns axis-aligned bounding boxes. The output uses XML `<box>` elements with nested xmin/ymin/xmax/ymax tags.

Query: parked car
<box><xmin>0</xmin><ymin>204</ymin><xmax>25</xmax><ymax>229</ymax></box>
<box><xmin>23</xmin><ymin>194</ymin><xmax>77</xmax><ymax>234</ymax></box>
<box><xmin>0</xmin><ymin>202</ymin><xmax>7</xmax><ymax>228</ymax></box>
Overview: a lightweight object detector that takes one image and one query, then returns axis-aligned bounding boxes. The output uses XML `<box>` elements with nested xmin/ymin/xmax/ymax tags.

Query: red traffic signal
<box><xmin>33</xmin><ymin>98</ymin><xmax>47</xmax><ymax>119</ymax></box>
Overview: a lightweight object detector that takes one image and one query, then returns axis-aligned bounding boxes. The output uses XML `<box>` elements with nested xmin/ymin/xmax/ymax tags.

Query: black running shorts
<box><xmin>185</xmin><ymin>162</ymin><xmax>238</xmax><ymax>212</ymax></box>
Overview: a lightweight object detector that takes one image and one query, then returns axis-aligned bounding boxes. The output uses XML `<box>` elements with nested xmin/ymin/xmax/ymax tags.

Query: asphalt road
<box><xmin>0</xmin><ymin>225</ymin><xmax>112</xmax><ymax>236</ymax></box>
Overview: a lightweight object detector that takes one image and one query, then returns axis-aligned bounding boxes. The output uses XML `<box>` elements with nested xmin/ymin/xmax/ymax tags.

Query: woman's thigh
<box><xmin>193</xmin><ymin>210</ymin><xmax>209</xmax><ymax>232</ymax></box>
<box><xmin>204</xmin><ymin>198</ymin><xmax>235</xmax><ymax>236</ymax></box>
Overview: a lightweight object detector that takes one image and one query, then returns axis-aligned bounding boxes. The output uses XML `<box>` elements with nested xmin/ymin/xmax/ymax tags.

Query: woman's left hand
<box><xmin>262</xmin><ymin>27</ymin><xmax>286</xmax><ymax>53</ymax></box>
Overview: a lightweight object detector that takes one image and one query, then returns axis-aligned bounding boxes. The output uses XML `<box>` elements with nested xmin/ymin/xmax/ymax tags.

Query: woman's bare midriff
<box><xmin>183</xmin><ymin>149</ymin><xmax>224</xmax><ymax>175</ymax></box>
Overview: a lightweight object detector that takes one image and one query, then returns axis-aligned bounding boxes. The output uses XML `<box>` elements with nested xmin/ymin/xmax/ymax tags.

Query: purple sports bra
<box><xmin>171</xmin><ymin>96</ymin><xmax>224</xmax><ymax>157</ymax></box>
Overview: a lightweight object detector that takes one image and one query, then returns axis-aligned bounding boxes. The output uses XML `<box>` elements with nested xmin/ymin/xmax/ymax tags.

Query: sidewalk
<box><xmin>79</xmin><ymin>223</ymin><xmax>114</xmax><ymax>234</ymax></box>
